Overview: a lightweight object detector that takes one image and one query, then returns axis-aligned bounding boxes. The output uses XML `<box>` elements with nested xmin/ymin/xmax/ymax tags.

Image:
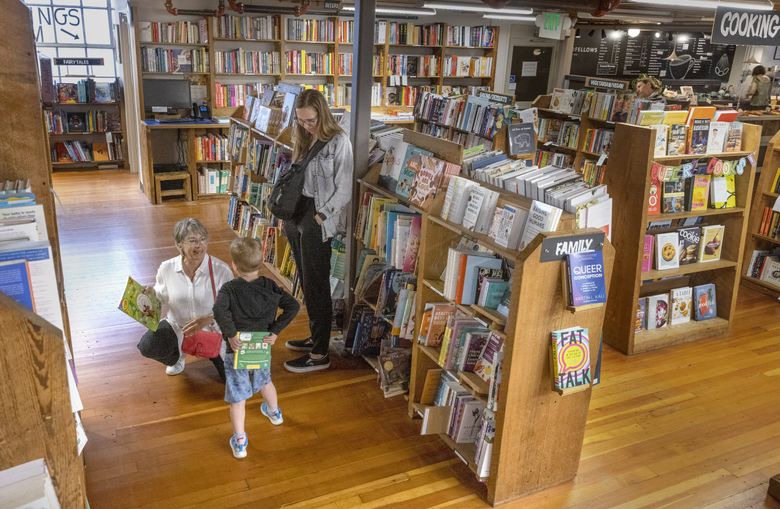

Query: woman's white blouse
<box><xmin>154</xmin><ymin>254</ymin><xmax>234</xmax><ymax>338</ymax></box>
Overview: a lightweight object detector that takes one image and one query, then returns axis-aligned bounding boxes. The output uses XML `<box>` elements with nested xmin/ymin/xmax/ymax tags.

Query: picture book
<box><xmin>118</xmin><ymin>276</ymin><xmax>161</xmax><ymax>331</ymax></box>
<box><xmin>66</xmin><ymin>112</ymin><xmax>87</xmax><ymax>133</ymax></box>
<box><xmin>688</xmin><ymin>119</ymin><xmax>710</xmax><ymax>155</ymax></box>
<box><xmin>57</xmin><ymin>83</ymin><xmax>79</xmax><ymax>104</ymax></box>
<box><xmin>666</xmin><ymin>124</ymin><xmax>687</xmax><ymax>156</ymax></box>
<box><xmin>564</xmin><ymin>249</ymin><xmax>607</xmax><ymax>310</ymax></box>
<box><xmin>670</xmin><ymin>286</ymin><xmax>693</xmax><ymax>326</ymax></box>
<box><xmin>550</xmin><ymin>326</ymin><xmax>591</xmax><ymax>395</ymax></box>
<box><xmin>652</xmin><ymin>125</ymin><xmax>668</xmax><ymax>158</ymax></box>
<box><xmin>635</xmin><ymin>297</ymin><xmax>646</xmax><ymax>332</ymax></box>
<box><xmin>677</xmin><ymin>226</ymin><xmax>701</xmax><ymax>265</ymax></box>
<box><xmin>507</xmin><ymin>122</ymin><xmax>535</xmax><ymax>156</ymax></box>
<box><xmin>710</xmin><ymin>174</ymin><xmax>736</xmax><ymax>209</ymax></box>
<box><xmin>662</xmin><ymin>179</ymin><xmax>686</xmax><ymax>214</ymax></box>
<box><xmin>699</xmin><ymin>224</ymin><xmax>725</xmax><ymax>262</ymax></box>
<box><xmin>396</xmin><ymin>145</ymin><xmax>433</xmax><ymax>199</ymax></box>
<box><xmin>724</xmin><ymin>122</ymin><xmax>743</xmax><ymax>152</ymax></box>
<box><xmin>378</xmin><ymin>135</ymin><xmax>408</xmax><ymax>191</ymax></box>
<box><xmin>234</xmin><ymin>331</ymin><xmax>272</xmax><ymax>369</ymax></box>
<box><xmin>408</xmin><ymin>155</ymin><xmax>446</xmax><ymax>209</ymax></box>
<box><xmin>646</xmin><ymin>293</ymin><xmax>669</xmax><ymax>329</ymax></box>
<box><xmin>92</xmin><ymin>142</ymin><xmax>110</xmax><ymax>161</ymax></box>
<box><xmin>642</xmin><ymin>234</ymin><xmax>654</xmax><ymax>273</ymax></box>
<box><xmin>687</xmin><ymin>174</ymin><xmax>711</xmax><ymax>211</ymax></box>
<box><xmin>693</xmin><ymin>283</ymin><xmax>717</xmax><ymax>320</ymax></box>
<box><xmin>706</xmin><ymin>121</ymin><xmax>729</xmax><ymax>153</ymax></box>
<box><xmin>655</xmin><ymin>231</ymin><xmax>680</xmax><ymax>271</ymax></box>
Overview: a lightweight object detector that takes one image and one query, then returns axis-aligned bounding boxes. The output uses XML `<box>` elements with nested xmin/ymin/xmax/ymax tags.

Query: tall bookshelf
<box><xmin>603</xmin><ymin>122</ymin><xmax>761</xmax><ymax>355</ymax></box>
<box><xmin>742</xmin><ymin>128</ymin><xmax>780</xmax><ymax>299</ymax></box>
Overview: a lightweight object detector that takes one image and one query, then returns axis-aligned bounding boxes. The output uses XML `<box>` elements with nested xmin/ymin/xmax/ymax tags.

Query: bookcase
<box><xmin>603</xmin><ymin>122</ymin><xmax>761</xmax><ymax>355</ymax></box>
<box><xmin>741</xmin><ymin>128</ymin><xmax>780</xmax><ymax>299</ymax></box>
<box><xmin>1</xmin><ymin>2</ymin><xmax>85</xmax><ymax>506</ymax></box>
<box><xmin>360</xmin><ymin>131</ymin><xmax>614</xmax><ymax>505</ymax></box>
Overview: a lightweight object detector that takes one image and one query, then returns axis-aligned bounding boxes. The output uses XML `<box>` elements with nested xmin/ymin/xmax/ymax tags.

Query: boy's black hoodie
<box><xmin>213</xmin><ymin>276</ymin><xmax>300</xmax><ymax>354</ymax></box>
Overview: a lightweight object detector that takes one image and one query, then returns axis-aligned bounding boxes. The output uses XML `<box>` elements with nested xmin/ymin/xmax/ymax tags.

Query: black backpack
<box><xmin>269</xmin><ymin>140</ymin><xmax>326</xmax><ymax>220</ymax></box>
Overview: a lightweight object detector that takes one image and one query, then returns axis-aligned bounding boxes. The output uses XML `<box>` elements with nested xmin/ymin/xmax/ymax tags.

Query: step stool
<box><xmin>154</xmin><ymin>171</ymin><xmax>192</xmax><ymax>204</ymax></box>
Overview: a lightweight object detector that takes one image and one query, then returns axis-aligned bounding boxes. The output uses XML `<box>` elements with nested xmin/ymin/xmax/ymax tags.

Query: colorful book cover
<box><xmin>424</xmin><ymin>304</ymin><xmax>458</xmax><ymax>348</ymax></box>
<box><xmin>652</xmin><ymin>125</ymin><xmax>668</xmax><ymax>158</ymax></box>
<box><xmin>699</xmin><ymin>225</ymin><xmax>725</xmax><ymax>263</ymax></box>
<box><xmin>706</xmin><ymin>121</ymin><xmax>729</xmax><ymax>153</ymax></box>
<box><xmin>710</xmin><ymin>175</ymin><xmax>736</xmax><ymax>209</ymax></box>
<box><xmin>401</xmin><ymin>215</ymin><xmax>422</xmax><ymax>273</ymax></box>
<box><xmin>655</xmin><ymin>232</ymin><xmax>680</xmax><ymax>270</ymax></box>
<box><xmin>670</xmin><ymin>286</ymin><xmax>693</xmax><ymax>326</ymax></box>
<box><xmin>234</xmin><ymin>331</ymin><xmax>272</xmax><ymax>369</ymax></box>
<box><xmin>408</xmin><ymin>155</ymin><xmax>446</xmax><ymax>209</ymax></box>
<box><xmin>725</xmin><ymin>122</ymin><xmax>743</xmax><ymax>152</ymax></box>
<box><xmin>688</xmin><ymin>119</ymin><xmax>710</xmax><ymax>155</ymax></box>
<box><xmin>635</xmin><ymin>297</ymin><xmax>646</xmax><ymax>332</ymax></box>
<box><xmin>666</xmin><ymin>124</ymin><xmax>688</xmax><ymax>156</ymax></box>
<box><xmin>550</xmin><ymin>326</ymin><xmax>591</xmax><ymax>394</ymax></box>
<box><xmin>688</xmin><ymin>175</ymin><xmax>711</xmax><ymax>211</ymax></box>
<box><xmin>642</xmin><ymin>234</ymin><xmax>654</xmax><ymax>273</ymax></box>
<box><xmin>646</xmin><ymin>293</ymin><xmax>669</xmax><ymax>329</ymax></box>
<box><xmin>0</xmin><ymin>260</ymin><xmax>34</xmax><ymax>311</ymax></box>
<box><xmin>396</xmin><ymin>146</ymin><xmax>433</xmax><ymax>199</ymax></box>
<box><xmin>662</xmin><ymin>179</ymin><xmax>686</xmax><ymax>214</ymax></box>
<box><xmin>677</xmin><ymin>226</ymin><xmax>701</xmax><ymax>265</ymax></box>
<box><xmin>118</xmin><ymin>276</ymin><xmax>161</xmax><ymax>331</ymax></box>
<box><xmin>693</xmin><ymin>284</ymin><xmax>717</xmax><ymax>320</ymax></box>
<box><xmin>473</xmin><ymin>330</ymin><xmax>504</xmax><ymax>382</ymax></box>
<box><xmin>565</xmin><ymin>250</ymin><xmax>607</xmax><ymax>309</ymax></box>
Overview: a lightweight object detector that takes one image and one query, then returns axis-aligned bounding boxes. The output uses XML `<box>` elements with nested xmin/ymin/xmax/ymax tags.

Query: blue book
<box><xmin>565</xmin><ymin>250</ymin><xmax>607</xmax><ymax>309</ymax></box>
<box><xmin>693</xmin><ymin>283</ymin><xmax>717</xmax><ymax>321</ymax></box>
<box><xmin>0</xmin><ymin>260</ymin><xmax>33</xmax><ymax>311</ymax></box>
<box><xmin>395</xmin><ymin>146</ymin><xmax>432</xmax><ymax>199</ymax></box>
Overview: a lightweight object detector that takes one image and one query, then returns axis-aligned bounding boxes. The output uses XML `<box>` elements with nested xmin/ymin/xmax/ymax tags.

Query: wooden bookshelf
<box><xmin>604</xmin><ymin>122</ymin><xmax>762</xmax><ymax>355</ymax></box>
<box><xmin>1</xmin><ymin>2</ymin><xmax>85</xmax><ymax>506</ymax></box>
<box><xmin>741</xmin><ymin>129</ymin><xmax>780</xmax><ymax>299</ymax></box>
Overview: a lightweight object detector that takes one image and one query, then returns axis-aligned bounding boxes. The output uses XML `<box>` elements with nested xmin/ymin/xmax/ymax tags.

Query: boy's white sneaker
<box><xmin>230</xmin><ymin>434</ymin><xmax>248</xmax><ymax>459</ymax></box>
<box><xmin>261</xmin><ymin>401</ymin><xmax>284</xmax><ymax>425</ymax></box>
<box><xmin>165</xmin><ymin>355</ymin><xmax>185</xmax><ymax>375</ymax></box>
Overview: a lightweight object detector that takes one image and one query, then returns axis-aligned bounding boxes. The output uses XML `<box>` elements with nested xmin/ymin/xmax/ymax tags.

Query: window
<box><xmin>24</xmin><ymin>0</ymin><xmax>118</xmax><ymax>81</ymax></box>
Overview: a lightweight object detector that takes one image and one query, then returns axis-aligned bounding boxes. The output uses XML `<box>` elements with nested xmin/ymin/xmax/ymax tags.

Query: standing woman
<box><xmin>154</xmin><ymin>218</ymin><xmax>234</xmax><ymax>379</ymax></box>
<box><xmin>746</xmin><ymin>65</ymin><xmax>771</xmax><ymax>110</ymax></box>
<box><xmin>282</xmin><ymin>89</ymin><xmax>353</xmax><ymax>373</ymax></box>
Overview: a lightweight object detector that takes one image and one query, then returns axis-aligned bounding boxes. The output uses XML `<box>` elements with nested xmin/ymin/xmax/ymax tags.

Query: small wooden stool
<box><xmin>154</xmin><ymin>171</ymin><xmax>192</xmax><ymax>204</ymax></box>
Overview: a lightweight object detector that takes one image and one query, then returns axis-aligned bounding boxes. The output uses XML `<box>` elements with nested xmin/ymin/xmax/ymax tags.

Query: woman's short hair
<box><xmin>230</xmin><ymin>237</ymin><xmax>262</xmax><ymax>273</ymax></box>
<box><xmin>753</xmin><ymin>65</ymin><xmax>766</xmax><ymax>76</ymax></box>
<box><xmin>636</xmin><ymin>75</ymin><xmax>662</xmax><ymax>92</ymax></box>
<box><xmin>173</xmin><ymin>218</ymin><xmax>209</xmax><ymax>245</ymax></box>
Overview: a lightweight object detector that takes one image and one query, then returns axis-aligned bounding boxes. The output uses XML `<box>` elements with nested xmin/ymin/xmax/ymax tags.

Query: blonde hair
<box><xmin>292</xmin><ymin>89</ymin><xmax>343</xmax><ymax>160</ymax></box>
<box><xmin>635</xmin><ymin>75</ymin><xmax>663</xmax><ymax>93</ymax></box>
<box><xmin>230</xmin><ymin>237</ymin><xmax>262</xmax><ymax>273</ymax></box>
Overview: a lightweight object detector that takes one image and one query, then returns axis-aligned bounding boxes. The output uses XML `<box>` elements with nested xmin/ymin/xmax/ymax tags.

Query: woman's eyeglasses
<box><xmin>183</xmin><ymin>237</ymin><xmax>207</xmax><ymax>246</ymax></box>
<box><xmin>296</xmin><ymin>116</ymin><xmax>318</xmax><ymax>127</ymax></box>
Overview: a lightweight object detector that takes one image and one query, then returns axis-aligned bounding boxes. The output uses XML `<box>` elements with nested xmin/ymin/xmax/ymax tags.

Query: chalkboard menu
<box><xmin>571</xmin><ymin>31</ymin><xmax>736</xmax><ymax>83</ymax></box>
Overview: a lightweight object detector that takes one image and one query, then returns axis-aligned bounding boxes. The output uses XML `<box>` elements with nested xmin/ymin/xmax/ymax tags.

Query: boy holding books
<box><xmin>213</xmin><ymin>238</ymin><xmax>300</xmax><ymax>459</ymax></box>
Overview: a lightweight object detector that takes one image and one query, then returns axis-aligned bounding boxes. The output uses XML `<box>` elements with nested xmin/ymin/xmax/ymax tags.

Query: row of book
<box><xmin>539</xmin><ymin>118</ymin><xmax>579</xmax><ymax>150</ymax></box>
<box><xmin>446</xmin><ymin>25</ymin><xmax>496</xmax><ymax>48</ymax></box>
<box><xmin>442</xmin><ymin>56</ymin><xmax>493</xmax><ymax>78</ymax></box>
<box><xmin>768</xmin><ymin>168</ymin><xmax>780</xmax><ymax>194</ymax></box>
<box><xmin>638</xmin><ymin>284</ymin><xmax>717</xmax><ymax>331</ymax></box>
<box><xmin>582</xmin><ymin>127</ymin><xmax>614</xmax><ymax>154</ymax></box>
<box><xmin>214</xmin><ymin>14</ymin><xmax>280</xmax><ymax>41</ymax></box>
<box><xmin>45</xmin><ymin>109</ymin><xmax>120</xmax><ymax>134</ymax></box>
<box><xmin>745</xmin><ymin>250</ymin><xmax>780</xmax><ymax>287</ymax></box>
<box><xmin>214</xmin><ymin>82</ymin><xmax>274</xmax><ymax>109</ymax></box>
<box><xmin>443</xmin><ymin>248</ymin><xmax>506</xmax><ymax>307</ymax></box>
<box><xmin>140</xmin><ymin>48</ymin><xmax>209</xmax><ymax>74</ymax></box>
<box><xmin>757</xmin><ymin>206</ymin><xmax>780</xmax><ymax>241</ymax></box>
<box><xmin>242</xmin><ymin>87</ymin><xmax>297</xmax><ymax>134</ymax></box>
<box><xmin>286</xmin><ymin>18</ymin><xmax>336</xmax><ymax>42</ymax></box>
<box><xmin>642</xmin><ymin>224</ymin><xmax>725</xmax><ymax>272</ymax></box>
<box><xmin>580</xmin><ymin>159</ymin><xmax>607</xmax><ymax>186</ymax></box>
<box><xmin>214</xmin><ymin>49</ymin><xmax>281</xmax><ymax>75</ymax></box>
<box><xmin>534</xmin><ymin>149</ymin><xmax>572</xmax><ymax>168</ymax></box>
<box><xmin>138</xmin><ymin>20</ymin><xmax>208</xmax><ymax>44</ymax></box>
<box><xmin>52</xmin><ymin>136</ymin><xmax>122</xmax><ymax>163</ymax></box>
<box><xmin>387</xmin><ymin>55</ymin><xmax>439</xmax><ymax>77</ymax></box>
<box><xmin>194</xmin><ymin>133</ymin><xmax>229</xmax><ymax>161</ymax></box>
<box><xmin>337</xmin><ymin>53</ymin><xmax>353</xmax><ymax>75</ymax></box>
<box><xmin>414</xmin><ymin>93</ymin><xmax>507</xmax><ymax>141</ymax></box>
<box><xmin>383</xmin><ymin>21</ymin><xmax>443</xmax><ymax>46</ymax></box>
<box><xmin>53</xmin><ymin>80</ymin><xmax>119</xmax><ymax>104</ymax></box>
<box><xmin>228</xmin><ymin>123</ymin><xmax>250</xmax><ymax>161</ymax></box>
<box><xmin>285</xmin><ymin>50</ymin><xmax>334</xmax><ymax>74</ymax></box>
<box><xmin>549</xmin><ymin>87</ymin><xmax>636</xmax><ymax>123</ymax></box>
<box><xmin>355</xmin><ymin>191</ymin><xmax>422</xmax><ymax>274</ymax></box>
<box><xmin>648</xmin><ymin>118</ymin><xmax>743</xmax><ymax>157</ymax></box>
<box><xmin>651</xmin><ymin>170</ymin><xmax>736</xmax><ymax>216</ymax></box>
<box><xmin>197</xmin><ymin>168</ymin><xmax>230</xmax><ymax>195</ymax></box>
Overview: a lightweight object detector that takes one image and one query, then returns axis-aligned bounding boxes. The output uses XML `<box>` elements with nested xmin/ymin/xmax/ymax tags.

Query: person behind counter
<box><xmin>746</xmin><ymin>65</ymin><xmax>771</xmax><ymax>110</ymax></box>
<box><xmin>635</xmin><ymin>75</ymin><xmax>666</xmax><ymax>103</ymax></box>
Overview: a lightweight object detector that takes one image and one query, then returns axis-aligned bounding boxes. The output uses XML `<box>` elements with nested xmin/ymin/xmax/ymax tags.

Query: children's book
<box><xmin>693</xmin><ymin>284</ymin><xmax>717</xmax><ymax>320</ymax></box>
<box><xmin>118</xmin><ymin>276</ymin><xmax>161</xmax><ymax>331</ymax></box>
<box><xmin>234</xmin><ymin>331</ymin><xmax>272</xmax><ymax>369</ymax></box>
<box><xmin>652</xmin><ymin>125</ymin><xmax>668</xmax><ymax>158</ymax></box>
<box><xmin>408</xmin><ymin>155</ymin><xmax>446</xmax><ymax>209</ymax></box>
<box><xmin>699</xmin><ymin>224</ymin><xmax>725</xmax><ymax>262</ymax></box>
<box><xmin>670</xmin><ymin>286</ymin><xmax>693</xmax><ymax>326</ymax></box>
<box><xmin>396</xmin><ymin>146</ymin><xmax>433</xmax><ymax>199</ymax></box>
<box><xmin>550</xmin><ymin>326</ymin><xmax>591</xmax><ymax>395</ymax></box>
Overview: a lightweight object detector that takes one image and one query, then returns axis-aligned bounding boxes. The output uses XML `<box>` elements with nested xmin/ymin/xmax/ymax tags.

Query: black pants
<box><xmin>283</xmin><ymin>197</ymin><xmax>332</xmax><ymax>356</ymax></box>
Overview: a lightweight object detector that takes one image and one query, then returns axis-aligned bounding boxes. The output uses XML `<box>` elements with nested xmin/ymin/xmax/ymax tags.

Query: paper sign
<box><xmin>521</xmin><ymin>61</ymin><xmax>537</xmax><ymax>77</ymax></box>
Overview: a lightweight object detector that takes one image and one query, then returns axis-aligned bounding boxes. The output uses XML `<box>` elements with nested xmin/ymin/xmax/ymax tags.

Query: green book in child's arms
<box><xmin>234</xmin><ymin>332</ymin><xmax>272</xmax><ymax>370</ymax></box>
<box><xmin>118</xmin><ymin>276</ymin><xmax>161</xmax><ymax>331</ymax></box>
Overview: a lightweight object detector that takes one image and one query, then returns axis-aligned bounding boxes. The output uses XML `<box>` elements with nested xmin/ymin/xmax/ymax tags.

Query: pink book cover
<box><xmin>402</xmin><ymin>215</ymin><xmax>422</xmax><ymax>273</ymax></box>
<box><xmin>642</xmin><ymin>234</ymin><xmax>654</xmax><ymax>273</ymax></box>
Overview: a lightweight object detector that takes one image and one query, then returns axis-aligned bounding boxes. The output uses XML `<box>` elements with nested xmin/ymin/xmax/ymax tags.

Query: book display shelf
<box><xmin>742</xmin><ymin>129</ymin><xmax>780</xmax><ymax>299</ymax></box>
<box><xmin>603</xmin><ymin>122</ymin><xmax>761</xmax><ymax>355</ymax></box>
<box><xmin>1</xmin><ymin>2</ymin><xmax>86</xmax><ymax>507</ymax></box>
<box><xmin>355</xmin><ymin>131</ymin><xmax>614</xmax><ymax>504</ymax></box>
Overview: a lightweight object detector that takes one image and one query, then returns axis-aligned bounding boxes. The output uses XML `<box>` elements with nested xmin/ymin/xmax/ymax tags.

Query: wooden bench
<box><xmin>153</xmin><ymin>171</ymin><xmax>192</xmax><ymax>204</ymax></box>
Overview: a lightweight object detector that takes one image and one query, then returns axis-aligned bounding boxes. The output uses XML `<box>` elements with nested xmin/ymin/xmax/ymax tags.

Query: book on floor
<box><xmin>234</xmin><ymin>331</ymin><xmax>272</xmax><ymax>369</ymax></box>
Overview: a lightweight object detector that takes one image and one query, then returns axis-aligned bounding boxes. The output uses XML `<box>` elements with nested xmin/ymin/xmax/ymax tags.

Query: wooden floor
<box><xmin>54</xmin><ymin>170</ymin><xmax>780</xmax><ymax>509</ymax></box>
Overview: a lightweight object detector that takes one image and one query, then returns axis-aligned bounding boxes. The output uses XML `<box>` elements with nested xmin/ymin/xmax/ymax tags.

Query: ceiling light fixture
<box><xmin>609</xmin><ymin>30</ymin><xmax>624</xmax><ymax>40</ymax></box>
<box><xmin>677</xmin><ymin>34</ymin><xmax>690</xmax><ymax>43</ymax></box>
<box><xmin>654</xmin><ymin>31</ymin><xmax>661</xmax><ymax>38</ymax></box>
<box><xmin>342</xmin><ymin>5</ymin><xmax>437</xmax><ymax>15</ymax></box>
<box><xmin>424</xmin><ymin>2</ymin><xmax>532</xmax><ymax>14</ymax></box>
<box><xmin>628</xmin><ymin>28</ymin><xmax>640</xmax><ymax>37</ymax></box>
<box><xmin>626</xmin><ymin>0</ymin><xmax>772</xmax><ymax>10</ymax></box>
<box><xmin>482</xmin><ymin>14</ymin><xmax>535</xmax><ymax>21</ymax></box>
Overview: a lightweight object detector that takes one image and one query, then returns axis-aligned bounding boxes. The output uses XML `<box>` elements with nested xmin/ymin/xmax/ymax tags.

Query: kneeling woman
<box><xmin>282</xmin><ymin>89</ymin><xmax>353</xmax><ymax>373</ymax></box>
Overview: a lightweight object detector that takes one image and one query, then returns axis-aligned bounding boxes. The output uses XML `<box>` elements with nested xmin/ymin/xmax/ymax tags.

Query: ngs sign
<box><xmin>712</xmin><ymin>6</ymin><xmax>780</xmax><ymax>46</ymax></box>
<box><xmin>30</xmin><ymin>6</ymin><xmax>83</xmax><ymax>43</ymax></box>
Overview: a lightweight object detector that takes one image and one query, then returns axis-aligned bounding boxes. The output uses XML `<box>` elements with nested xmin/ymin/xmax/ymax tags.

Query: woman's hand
<box><xmin>314</xmin><ymin>212</ymin><xmax>326</xmax><ymax>225</ymax></box>
<box><xmin>183</xmin><ymin>315</ymin><xmax>213</xmax><ymax>336</ymax></box>
<box><xmin>264</xmin><ymin>333</ymin><xmax>278</xmax><ymax>345</ymax></box>
<box><xmin>229</xmin><ymin>333</ymin><xmax>242</xmax><ymax>351</ymax></box>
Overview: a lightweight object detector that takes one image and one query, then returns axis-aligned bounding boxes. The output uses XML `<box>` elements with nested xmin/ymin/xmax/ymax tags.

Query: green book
<box><xmin>118</xmin><ymin>276</ymin><xmax>161</xmax><ymax>331</ymax></box>
<box><xmin>233</xmin><ymin>331</ymin><xmax>271</xmax><ymax>370</ymax></box>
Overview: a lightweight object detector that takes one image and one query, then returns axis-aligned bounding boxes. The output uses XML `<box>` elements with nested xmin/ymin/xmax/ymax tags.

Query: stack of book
<box><xmin>745</xmin><ymin>249</ymin><xmax>780</xmax><ymax>288</ymax></box>
<box><xmin>285</xmin><ymin>51</ymin><xmax>334</xmax><ymax>74</ymax></box>
<box><xmin>198</xmin><ymin>167</ymin><xmax>231</xmax><ymax>195</ymax></box>
<box><xmin>195</xmin><ymin>133</ymin><xmax>229</xmax><ymax>161</ymax></box>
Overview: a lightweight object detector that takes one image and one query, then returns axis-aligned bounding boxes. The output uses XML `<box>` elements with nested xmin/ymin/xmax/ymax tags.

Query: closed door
<box><xmin>509</xmin><ymin>46</ymin><xmax>553</xmax><ymax>102</ymax></box>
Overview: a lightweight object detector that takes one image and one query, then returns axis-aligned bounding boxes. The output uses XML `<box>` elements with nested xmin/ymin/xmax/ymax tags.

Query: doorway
<box><xmin>509</xmin><ymin>46</ymin><xmax>553</xmax><ymax>102</ymax></box>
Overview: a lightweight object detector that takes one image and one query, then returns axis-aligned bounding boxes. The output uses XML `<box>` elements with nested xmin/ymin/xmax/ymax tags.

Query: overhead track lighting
<box><xmin>625</xmin><ymin>0</ymin><xmax>772</xmax><ymax>10</ymax></box>
<box><xmin>342</xmin><ymin>5</ymin><xmax>437</xmax><ymax>15</ymax></box>
<box><xmin>482</xmin><ymin>14</ymin><xmax>536</xmax><ymax>21</ymax></box>
<box><xmin>424</xmin><ymin>2</ymin><xmax>532</xmax><ymax>14</ymax></box>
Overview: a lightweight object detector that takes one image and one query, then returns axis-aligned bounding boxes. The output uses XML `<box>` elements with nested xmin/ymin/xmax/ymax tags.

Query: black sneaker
<box><xmin>284</xmin><ymin>354</ymin><xmax>330</xmax><ymax>373</ymax></box>
<box><xmin>285</xmin><ymin>337</ymin><xmax>314</xmax><ymax>352</ymax></box>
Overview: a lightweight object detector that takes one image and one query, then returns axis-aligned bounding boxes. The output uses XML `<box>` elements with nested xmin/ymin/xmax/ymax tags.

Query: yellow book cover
<box><xmin>698</xmin><ymin>224</ymin><xmax>725</xmax><ymax>263</ymax></box>
<box><xmin>662</xmin><ymin>110</ymin><xmax>689</xmax><ymax>125</ymax></box>
<box><xmin>638</xmin><ymin>110</ymin><xmax>665</xmax><ymax>127</ymax></box>
<box><xmin>710</xmin><ymin>174</ymin><xmax>736</xmax><ymax>209</ymax></box>
<box><xmin>690</xmin><ymin>175</ymin><xmax>711</xmax><ymax>211</ymax></box>
<box><xmin>771</xmin><ymin>168</ymin><xmax>780</xmax><ymax>193</ymax></box>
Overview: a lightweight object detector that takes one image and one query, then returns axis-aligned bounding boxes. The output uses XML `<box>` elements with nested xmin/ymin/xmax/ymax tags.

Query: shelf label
<box><xmin>54</xmin><ymin>57</ymin><xmax>104</xmax><ymax>66</ymax></box>
<box><xmin>540</xmin><ymin>232</ymin><xmax>605</xmax><ymax>262</ymax></box>
<box><xmin>584</xmin><ymin>77</ymin><xmax>630</xmax><ymax>91</ymax></box>
<box><xmin>477</xmin><ymin>90</ymin><xmax>513</xmax><ymax>105</ymax></box>
<box><xmin>712</xmin><ymin>6</ymin><xmax>780</xmax><ymax>46</ymax></box>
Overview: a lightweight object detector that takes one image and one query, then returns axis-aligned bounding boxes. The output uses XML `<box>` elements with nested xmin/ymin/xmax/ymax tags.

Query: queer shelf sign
<box><xmin>712</xmin><ymin>6</ymin><xmax>780</xmax><ymax>46</ymax></box>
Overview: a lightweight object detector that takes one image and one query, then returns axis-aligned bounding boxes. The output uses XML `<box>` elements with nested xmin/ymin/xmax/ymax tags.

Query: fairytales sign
<box><xmin>712</xmin><ymin>6</ymin><xmax>780</xmax><ymax>46</ymax></box>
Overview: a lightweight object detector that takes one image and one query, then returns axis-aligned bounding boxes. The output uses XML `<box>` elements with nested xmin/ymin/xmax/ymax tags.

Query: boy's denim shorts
<box><xmin>224</xmin><ymin>353</ymin><xmax>271</xmax><ymax>404</ymax></box>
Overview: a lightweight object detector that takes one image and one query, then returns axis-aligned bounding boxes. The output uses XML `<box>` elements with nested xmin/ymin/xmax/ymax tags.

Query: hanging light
<box><xmin>628</xmin><ymin>28</ymin><xmax>640</xmax><ymax>38</ymax></box>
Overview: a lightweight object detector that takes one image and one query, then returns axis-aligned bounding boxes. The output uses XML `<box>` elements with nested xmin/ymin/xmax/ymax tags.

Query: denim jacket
<box><xmin>303</xmin><ymin>132</ymin><xmax>354</xmax><ymax>241</ymax></box>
